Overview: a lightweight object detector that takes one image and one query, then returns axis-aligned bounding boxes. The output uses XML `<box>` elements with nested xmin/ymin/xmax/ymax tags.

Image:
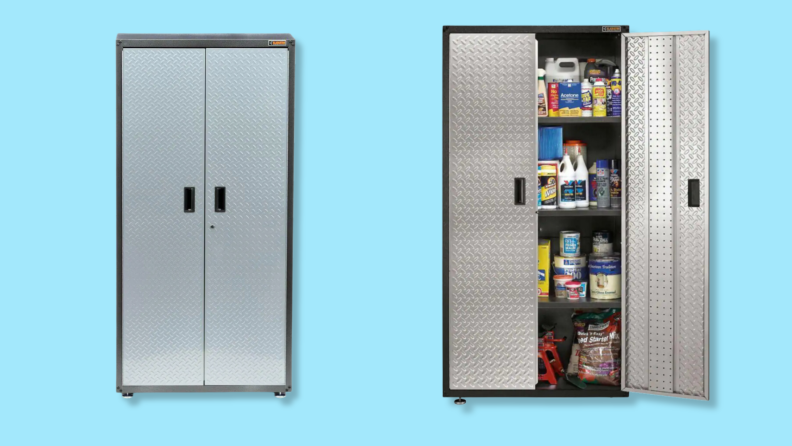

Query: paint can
<box><xmin>566</xmin><ymin>281</ymin><xmax>582</xmax><ymax>299</ymax></box>
<box><xmin>559</xmin><ymin>231</ymin><xmax>580</xmax><ymax>257</ymax></box>
<box><xmin>593</xmin><ymin>230</ymin><xmax>613</xmax><ymax>254</ymax></box>
<box><xmin>554</xmin><ymin>255</ymin><xmax>587</xmax><ymax>268</ymax></box>
<box><xmin>553</xmin><ymin>275</ymin><xmax>573</xmax><ymax>299</ymax></box>
<box><xmin>589</xmin><ymin>256</ymin><xmax>621</xmax><ymax>300</ymax></box>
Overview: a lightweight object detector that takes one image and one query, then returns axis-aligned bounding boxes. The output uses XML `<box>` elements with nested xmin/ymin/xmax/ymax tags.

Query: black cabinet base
<box><xmin>118</xmin><ymin>385</ymin><xmax>290</xmax><ymax>394</ymax></box>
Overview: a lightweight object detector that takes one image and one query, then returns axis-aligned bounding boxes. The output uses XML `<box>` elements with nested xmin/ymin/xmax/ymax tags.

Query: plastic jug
<box><xmin>545</xmin><ymin>58</ymin><xmax>580</xmax><ymax>83</ymax></box>
<box><xmin>558</xmin><ymin>151</ymin><xmax>577</xmax><ymax>209</ymax></box>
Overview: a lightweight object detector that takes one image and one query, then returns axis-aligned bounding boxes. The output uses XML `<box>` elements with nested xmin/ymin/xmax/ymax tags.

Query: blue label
<box><xmin>538</xmin><ymin>269</ymin><xmax>546</xmax><ymax>281</ymax></box>
<box><xmin>575</xmin><ymin>179</ymin><xmax>586</xmax><ymax>200</ymax></box>
<box><xmin>563</xmin><ymin>238</ymin><xmax>578</xmax><ymax>254</ymax></box>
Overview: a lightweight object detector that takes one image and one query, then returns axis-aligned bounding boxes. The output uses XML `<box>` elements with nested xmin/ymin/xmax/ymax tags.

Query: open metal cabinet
<box><xmin>443</xmin><ymin>26</ymin><xmax>709</xmax><ymax>401</ymax></box>
<box><xmin>116</xmin><ymin>34</ymin><xmax>295</xmax><ymax>398</ymax></box>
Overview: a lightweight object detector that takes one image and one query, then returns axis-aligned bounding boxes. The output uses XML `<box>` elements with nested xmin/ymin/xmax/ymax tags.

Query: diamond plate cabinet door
<box><xmin>448</xmin><ymin>34</ymin><xmax>538</xmax><ymax>391</ymax></box>
<box><xmin>121</xmin><ymin>48</ymin><xmax>206</xmax><ymax>386</ymax></box>
<box><xmin>623</xmin><ymin>31</ymin><xmax>709</xmax><ymax>400</ymax></box>
<box><xmin>204</xmin><ymin>48</ymin><xmax>290</xmax><ymax>386</ymax></box>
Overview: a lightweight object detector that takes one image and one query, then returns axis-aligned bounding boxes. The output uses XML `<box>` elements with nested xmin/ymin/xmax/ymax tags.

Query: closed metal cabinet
<box><xmin>204</xmin><ymin>48</ymin><xmax>290</xmax><ymax>386</ymax></box>
<box><xmin>121</xmin><ymin>48</ymin><xmax>206</xmax><ymax>386</ymax></box>
<box><xmin>117</xmin><ymin>35</ymin><xmax>294</xmax><ymax>395</ymax></box>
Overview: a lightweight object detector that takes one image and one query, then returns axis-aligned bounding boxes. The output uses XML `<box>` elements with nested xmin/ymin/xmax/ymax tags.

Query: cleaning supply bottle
<box><xmin>558</xmin><ymin>150</ymin><xmax>577</xmax><ymax>209</ymax></box>
<box><xmin>609</xmin><ymin>69</ymin><xmax>622</xmax><ymax>117</ymax></box>
<box><xmin>596</xmin><ymin>160</ymin><xmax>611</xmax><ymax>208</ymax></box>
<box><xmin>584</xmin><ymin>58</ymin><xmax>603</xmax><ymax>83</ymax></box>
<box><xmin>610</xmin><ymin>159</ymin><xmax>621</xmax><ymax>208</ymax></box>
<box><xmin>538</xmin><ymin>69</ymin><xmax>548</xmax><ymax>117</ymax></box>
<box><xmin>592</xmin><ymin>79</ymin><xmax>607</xmax><ymax>117</ymax></box>
<box><xmin>581</xmin><ymin>80</ymin><xmax>592</xmax><ymax>117</ymax></box>
<box><xmin>588</xmin><ymin>163</ymin><xmax>597</xmax><ymax>207</ymax></box>
<box><xmin>574</xmin><ymin>148</ymin><xmax>588</xmax><ymax>208</ymax></box>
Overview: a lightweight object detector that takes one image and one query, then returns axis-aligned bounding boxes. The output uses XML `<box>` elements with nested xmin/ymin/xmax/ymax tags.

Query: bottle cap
<box><xmin>611</xmin><ymin>159</ymin><xmax>621</xmax><ymax>169</ymax></box>
<box><xmin>587</xmin><ymin>58</ymin><xmax>596</xmax><ymax>62</ymax></box>
<box><xmin>596</xmin><ymin>160</ymin><xmax>609</xmax><ymax>169</ymax></box>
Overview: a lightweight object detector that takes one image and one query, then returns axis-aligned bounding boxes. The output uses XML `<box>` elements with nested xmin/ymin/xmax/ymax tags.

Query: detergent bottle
<box><xmin>558</xmin><ymin>150</ymin><xmax>577</xmax><ymax>209</ymax></box>
<box><xmin>574</xmin><ymin>148</ymin><xmax>588</xmax><ymax>208</ymax></box>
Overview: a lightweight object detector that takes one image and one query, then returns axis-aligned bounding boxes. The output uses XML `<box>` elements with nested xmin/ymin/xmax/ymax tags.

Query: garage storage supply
<box><xmin>559</xmin><ymin>231</ymin><xmax>581</xmax><ymax>257</ymax></box>
<box><xmin>444</xmin><ymin>27</ymin><xmax>710</xmax><ymax>401</ymax></box>
<box><xmin>554</xmin><ymin>275</ymin><xmax>573</xmax><ymax>298</ymax></box>
<box><xmin>588</xmin><ymin>163</ymin><xmax>597</xmax><ymax>207</ymax></box>
<box><xmin>563</xmin><ymin>140</ymin><xmax>586</xmax><ymax>166</ymax></box>
<box><xmin>610</xmin><ymin>159</ymin><xmax>622</xmax><ymax>208</ymax></box>
<box><xmin>545</xmin><ymin>57</ymin><xmax>580</xmax><ymax>82</ymax></box>
<box><xmin>596</xmin><ymin>160</ymin><xmax>611</xmax><ymax>208</ymax></box>
<box><xmin>540</xmin><ymin>127</ymin><xmax>564</xmax><ymax>160</ymax></box>
<box><xmin>538</xmin><ymin>239</ymin><xmax>552</xmax><ymax>296</ymax></box>
<box><xmin>558</xmin><ymin>152</ymin><xmax>577</xmax><ymax>209</ymax></box>
<box><xmin>574</xmin><ymin>147</ymin><xmax>588</xmax><ymax>208</ymax></box>
<box><xmin>558</xmin><ymin>82</ymin><xmax>582</xmax><ymax>117</ymax></box>
<box><xmin>117</xmin><ymin>33</ymin><xmax>295</xmax><ymax>398</ymax></box>
<box><xmin>593</xmin><ymin>230</ymin><xmax>613</xmax><ymax>254</ymax></box>
<box><xmin>566</xmin><ymin>281</ymin><xmax>582</xmax><ymax>299</ymax></box>
<box><xmin>538</xmin><ymin>69</ymin><xmax>548</xmax><ymax>117</ymax></box>
<box><xmin>538</xmin><ymin>161</ymin><xmax>559</xmax><ymax>208</ymax></box>
<box><xmin>609</xmin><ymin>69</ymin><xmax>622</xmax><ymax>117</ymax></box>
<box><xmin>548</xmin><ymin>82</ymin><xmax>560</xmax><ymax>117</ymax></box>
<box><xmin>573</xmin><ymin>310</ymin><xmax>622</xmax><ymax>386</ymax></box>
<box><xmin>581</xmin><ymin>80</ymin><xmax>593</xmax><ymax>116</ymax></box>
<box><xmin>589</xmin><ymin>256</ymin><xmax>621</xmax><ymax>300</ymax></box>
<box><xmin>554</xmin><ymin>261</ymin><xmax>588</xmax><ymax>283</ymax></box>
<box><xmin>592</xmin><ymin>79</ymin><xmax>607</xmax><ymax>117</ymax></box>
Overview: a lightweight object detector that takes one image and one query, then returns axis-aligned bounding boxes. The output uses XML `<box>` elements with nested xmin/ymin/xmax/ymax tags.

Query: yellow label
<box><xmin>538</xmin><ymin>239</ymin><xmax>551</xmax><ymax>296</ymax></box>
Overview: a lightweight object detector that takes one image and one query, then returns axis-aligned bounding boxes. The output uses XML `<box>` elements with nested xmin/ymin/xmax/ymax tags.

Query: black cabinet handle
<box><xmin>688</xmin><ymin>179</ymin><xmax>700</xmax><ymax>207</ymax></box>
<box><xmin>184</xmin><ymin>187</ymin><xmax>195</xmax><ymax>213</ymax></box>
<box><xmin>514</xmin><ymin>178</ymin><xmax>526</xmax><ymax>205</ymax></box>
<box><xmin>215</xmin><ymin>187</ymin><xmax>226</xmax><ymax>212</ymax></box>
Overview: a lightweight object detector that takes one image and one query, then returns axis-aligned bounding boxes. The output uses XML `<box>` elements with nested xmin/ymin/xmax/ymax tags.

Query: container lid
<box><xmin>553</xmin><ymin>275</ymin><xmax>573</xmax><ymax>280</ymax></box>
<box><xmin>564</xmin><ymin>140</ymin><xmax>583</xmax><ymax>145</ymax></box>
<box><xmin>566</xmin><ymin>281</ymin><xmax>581</xmax><ymax>288</ymax></box>
<box><xmin>587</xmin><ymin>58</ymin><xmax>596</xmax><ymax>62</ymax></box>
<box><xmin>596</xmin><ymin>159</ymin><xmax>610</xmax><ymax>168</ymax></box>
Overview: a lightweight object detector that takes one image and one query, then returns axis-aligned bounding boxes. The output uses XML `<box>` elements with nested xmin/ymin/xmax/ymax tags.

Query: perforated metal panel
<box><xmin>204</xmin><ymin>48</ymin><xmax>289</xmax><ymax>385</ymax></box>
<box><xmin>448</xmin><ymin>34</ymin><xmax>537</xmax><ymax>390</ymax></box>
<box><xmin>121</xmin><ymin>48</ymin><xmax>206</xmax><ymax>385</ymax></box>
<box><xmin>623</xmin><ymin>32</ymin><xmax>709</xmax><ymax>400</ymax></box>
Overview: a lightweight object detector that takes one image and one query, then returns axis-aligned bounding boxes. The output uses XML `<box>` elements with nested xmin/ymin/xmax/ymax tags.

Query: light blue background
<box><xmin>0</xmin><ymin>0</ymin><xmax>784</xmax><ymax>443</ymax></box>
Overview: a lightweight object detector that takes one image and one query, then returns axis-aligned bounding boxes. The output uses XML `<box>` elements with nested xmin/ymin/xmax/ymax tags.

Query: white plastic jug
<box><xmin>545</xmin><ymin>58</ymin><xmax>580</xmax><ymax>83</ymax></box>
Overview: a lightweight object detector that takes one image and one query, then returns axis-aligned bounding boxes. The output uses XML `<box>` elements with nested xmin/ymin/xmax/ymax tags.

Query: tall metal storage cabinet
<box><xmin>116</xmin><ymin>34</ymin><xmax>294</xmax><ymax>398</ymax></box>
<box><xmin>443</xmin><ymin>26</ymin><xmax>709</xmax><ymax>401</ymax></box>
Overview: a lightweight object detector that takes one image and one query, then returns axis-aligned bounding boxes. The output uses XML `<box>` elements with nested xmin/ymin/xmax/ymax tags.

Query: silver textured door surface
<box><xmin>204</xmin><ymin>48</ymin><xmax>289</xmax><ymax>385</ymax></box>
<box><xmin>448</xmin><ymin>34</ymin><xmax>537</xmax><ymax>390</ymax></box>
<box><xmin>622</xmin><ymin>32</ymin><xmax>709</xmax><ymax>400</ymax></box>
<box><xmin>121</xmin><ymin>49</ymin><xmax>205</xmax><ymax>385</ymax></box>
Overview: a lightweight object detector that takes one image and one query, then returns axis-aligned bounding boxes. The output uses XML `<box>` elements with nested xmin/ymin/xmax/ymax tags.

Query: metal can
<box><xmin>559</xmin><ymin>231</ymin><xmax>580</xmax><ymax>257</ymax></box>
<box><xmin>593</xmin><ymin>230</ymin><xmax>613</xmax><ymax>254</ymax></box>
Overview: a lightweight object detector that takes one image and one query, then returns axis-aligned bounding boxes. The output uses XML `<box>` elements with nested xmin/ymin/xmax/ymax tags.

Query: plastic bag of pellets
<box><xmin>572</xmin><ymin>309</ymin><xmax>621</xmax><ymax>386</ymax></box>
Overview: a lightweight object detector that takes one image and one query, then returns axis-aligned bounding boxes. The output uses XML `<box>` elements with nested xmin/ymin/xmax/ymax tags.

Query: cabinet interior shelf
<box><xmin>538</xmin><ymin>208</ymin><xmax>621</xmax><ymax>217</ymax></box>
<box><xmin>539</xmin><ymin>295</ymin><xmax>621</xmax><ymax>309</ymax></box>
<box><xmin>539</xmin><ymin>117</ymin><xmax>622</xmax><ymax>125</ymax></box>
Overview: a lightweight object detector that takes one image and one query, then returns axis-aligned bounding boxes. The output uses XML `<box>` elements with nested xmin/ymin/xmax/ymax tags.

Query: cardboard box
<box><xmin>548</xmin><ymin>83</ymin><xmax>559</xmax><ymax>117</ymax></box>
<box><xmin>538</xmin><ymin>238</ymin><xmax>551</xmax><ymax>296</ymax></box>
<box><xmin>558</xmin><ymin>82</ymin><xmax>582</xmax><ymax>117</ymax></box>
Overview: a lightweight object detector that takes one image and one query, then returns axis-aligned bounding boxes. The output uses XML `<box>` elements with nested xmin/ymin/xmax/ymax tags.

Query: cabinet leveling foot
<box><xmin>454</xmin><ymin>398</ymin><xmax>466</xmax><ymax>405</ymax></box>
<box><xmin>122</xmin><ymin>393</ymin><xmax>133</xmax><ymax>399</ymax></box>
<box><xmin>275</xmin><ymin>392</ymin><xmax>286</xmax><ymax>398</ymax></box>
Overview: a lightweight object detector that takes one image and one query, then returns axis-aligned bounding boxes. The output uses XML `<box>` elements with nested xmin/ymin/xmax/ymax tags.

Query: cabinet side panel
<box><xmin>204</xmin><ymin>48</ymin><xmax>289</xmax><ymax>386</ymax></box>
<box><xmin>121</xmin><ymin>48</ymin><xmax>206</xmax><ymax>386</ymax></box>
<box><xmin>674</xmin><ymin>33</ymin><xmax>708</xmax><ymax>399</ymax></box>
<box><xmin>624</xmin><ymin>36</ymin><xmax>649</xmax><ymax>391</ymax></box>
<box><xmin>449</xmin><ymin>34</ymin><xmax>537</xmax><ymax>390</ymax></box>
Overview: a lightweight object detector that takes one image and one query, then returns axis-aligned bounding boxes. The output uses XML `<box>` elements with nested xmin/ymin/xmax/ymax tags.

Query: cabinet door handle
<box><xmin>514</xmin><ymin>178</ymin><xmax>526</xmax><ymax>205</ymax></box>
<box><xmin>688</xmin><ymin>179</ymin><xmax>700</xmax><ymax>207</ymax></box>
<box><xmin>214</xmin><ymin>187</ymin><xmax>226</xmax><ymax>212</ymax></box>
<box><xmin>184</xmin><ymin>187</ymin><xmax>195</xmax><ymax>213</ymax></box>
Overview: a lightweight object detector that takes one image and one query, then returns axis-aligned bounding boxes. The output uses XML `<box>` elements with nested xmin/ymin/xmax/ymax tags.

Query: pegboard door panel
<box><xmin>622</xmin><ymin>31</ymin><xmax>709</xmax><ymax>400</ymax></box>
<box><xmin>447</xmin><ymin>34</ymin><xmax>538</xmax><ymax>390</ymax></box>
<box><xmin>204</xmin><ymin>48</ymin><xmax>289</xmax><ymax>386</ymax></box>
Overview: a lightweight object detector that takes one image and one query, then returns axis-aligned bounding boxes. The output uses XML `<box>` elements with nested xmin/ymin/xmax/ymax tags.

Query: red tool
<box><xmin>538</xmin><ymin>325</ymin><xmax>566</xmax><ymax>385</ymax></box>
